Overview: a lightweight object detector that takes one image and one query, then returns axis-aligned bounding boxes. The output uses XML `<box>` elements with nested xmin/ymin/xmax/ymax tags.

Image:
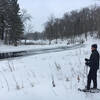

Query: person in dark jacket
<box><xmin>85</xmin><ymin>44</ymin><xmax>99</xmax><ymax>90</ymax></box>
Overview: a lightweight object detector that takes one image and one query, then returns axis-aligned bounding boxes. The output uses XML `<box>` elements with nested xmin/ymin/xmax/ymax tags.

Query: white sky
<box><xmin>18</xmin><ymin>0</ymin><xmax>98</xmax><ymax>32</ymax></box>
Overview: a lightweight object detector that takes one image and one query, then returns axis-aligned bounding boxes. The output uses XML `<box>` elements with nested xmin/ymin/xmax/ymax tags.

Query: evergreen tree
<box><xmin>8</xmin><ymin>0</ymin><xmax>24</xmax><ymax>45</ymax></box>
<box><xmin>0</xmin><ymin>0</ymin><xmax>8</xmax><ymax>40</ymax></box>
<box><xmin>0</xmin><ymin>0</ymin><xmax>24</xmax><ymax>45</ymax></box>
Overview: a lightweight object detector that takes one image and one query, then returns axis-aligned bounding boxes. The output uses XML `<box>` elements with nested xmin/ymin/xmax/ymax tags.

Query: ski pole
<box><xmin>86</xmin><ymin>65</ymin><xmax>88</xmax><ymax>78</ymax></box>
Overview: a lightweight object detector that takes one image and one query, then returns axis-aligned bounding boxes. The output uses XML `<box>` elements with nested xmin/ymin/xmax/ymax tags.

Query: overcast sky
<box><xmin>18</xmin><ymin>0</ymin><xmax>98</xmax><ymax>32</ymax></box>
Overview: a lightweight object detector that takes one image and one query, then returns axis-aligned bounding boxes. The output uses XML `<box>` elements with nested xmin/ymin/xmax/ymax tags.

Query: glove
<box><xmin>85</xmin><ymin>58</ymin><xmax>89</xmax><ymax>62</ymax></box>
<box><xmin>85</xmin><ymin>62</ymin><xmax>89</xmax><ymax>66</ymax></box>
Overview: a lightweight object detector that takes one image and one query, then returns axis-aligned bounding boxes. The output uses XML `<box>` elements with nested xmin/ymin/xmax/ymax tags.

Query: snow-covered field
<box><xmin>0</xmin><ymin>39</ymin><xmax>79</xmax><ymax>53</ymax></box>
<box><xmin>0</xmin><ymin>44</ymin><xmax>66</xmax><ymax>53</ymax></box>
<box><xmin>0</xmin><ymin>37</ymin><xmax>100</xmax><ymax>100</ymax></box>
<box><xmin>0</xmin><ymin>41</ymin><xmax>72</xmax><ymax>53</ymax></box>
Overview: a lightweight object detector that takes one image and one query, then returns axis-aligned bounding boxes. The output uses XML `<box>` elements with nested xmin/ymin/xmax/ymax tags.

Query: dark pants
<box><xmin>87</xmin><ymin>68</ymin><xmax>98</xmax><ymax>89</ymax></box>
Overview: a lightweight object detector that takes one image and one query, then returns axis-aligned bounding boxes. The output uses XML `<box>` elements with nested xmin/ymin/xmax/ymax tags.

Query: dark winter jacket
<box><xmin>86</xmin><ymin>50</ymin><xmax>99</xmax><ymax>70</ymax></box>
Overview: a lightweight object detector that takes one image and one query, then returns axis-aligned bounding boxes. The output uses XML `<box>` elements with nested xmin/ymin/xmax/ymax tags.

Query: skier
<box><xmin>85</xmin><ymin>44</ymin><xmax>99</xmax><ymax>90</ymax></box>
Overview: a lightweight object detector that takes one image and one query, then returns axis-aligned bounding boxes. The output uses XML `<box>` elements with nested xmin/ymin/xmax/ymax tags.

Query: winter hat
<box><xmin>91</xmin><ymin>44</ymin><xmax>97</xmax><ymax>49</ymax></box>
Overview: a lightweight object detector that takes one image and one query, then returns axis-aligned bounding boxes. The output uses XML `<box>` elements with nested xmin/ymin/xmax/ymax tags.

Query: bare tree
<box><xmin>44</xmin><ymin>4</ymin><xmax>100</xmax><ymax>42</ymax></box>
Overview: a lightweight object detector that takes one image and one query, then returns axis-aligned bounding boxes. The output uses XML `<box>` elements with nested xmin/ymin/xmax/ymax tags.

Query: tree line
<box><xmin>1</xmin><ymin>1</ymin><xmax>100</xmax><ymax>45</ymax></box>
<box><xmin>0</xmin><ymin>0</ymin><xmax>24</xmax><ymax>46</ymax></box>
<box><xmin>43</xmin><ymin>5</ymin><xmax>100</xmax><ymax>44</ymax></box>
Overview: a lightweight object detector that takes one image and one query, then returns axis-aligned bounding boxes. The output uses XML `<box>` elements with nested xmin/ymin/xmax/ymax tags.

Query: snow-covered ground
<box><xmin>0</xmin><ymin>40</ymin><xmax>74</xmax><ymax>53</ymax></box>
<box><xmin>0</xmin><ymin>37</ymin><xmax>100</xmax><ymax>100</ymax></box>
<box><xmin>0</xmin><ymin>38</ymin><xmax>81</xmax><ymax>53</ymax></box>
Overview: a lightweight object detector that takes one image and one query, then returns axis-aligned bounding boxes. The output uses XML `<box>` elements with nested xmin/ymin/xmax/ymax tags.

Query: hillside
<box><xmin>0</xmin><ymin>36</ymin><xmax>100</xmax><ymax>100</ymax></box>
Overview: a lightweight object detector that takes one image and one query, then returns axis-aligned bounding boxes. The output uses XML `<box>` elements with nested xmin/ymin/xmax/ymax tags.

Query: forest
<box><xmin>43</xmin><ymin>5</ymin><xmax>100</xmax><ymax>44</ymax></box>
<box><xmin>0</xmin><ymin>0</ymin><xmax>100</xmax><ymax>46</ymax></box>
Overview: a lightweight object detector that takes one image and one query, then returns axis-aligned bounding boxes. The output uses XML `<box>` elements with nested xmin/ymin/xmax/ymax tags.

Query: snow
<box><xmin>0</xmin><ymin>37</ymin><xmax>100</xmax><ymax>100</ymax></box>
<box><xmin>0</xmin><ymin>39</ymin><xmax>77</xmax><ymax>53</ymax></box>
